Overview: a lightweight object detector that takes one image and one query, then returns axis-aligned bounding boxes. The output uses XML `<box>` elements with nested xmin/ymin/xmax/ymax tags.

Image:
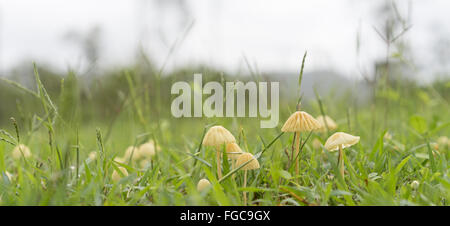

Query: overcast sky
<box><xmin>0</xmin><ymin>0</ymin><xmax>449</xmax><ymax>81</ymax></box>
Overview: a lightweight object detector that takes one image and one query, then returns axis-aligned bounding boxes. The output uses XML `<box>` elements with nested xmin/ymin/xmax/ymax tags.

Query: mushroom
<box><xmin>236</xmin><ymin>152</ymin><xmax>260</xmax><ymax>206</ymax></box>
<box><xmin>112</xmin><ymin>166</ymin><xmax>129</xmax><ymax>182</ymax></box>
<box><xmin>437</xmin><ymin>136</ymin><xmax>449</xmax><ymax>147</ymax></box>
<box><xmin>281</xmin><ymin>111</ymin><xmax>321</xmax><ymax>176</ymax></box>
<box><xmin>410</xmin><ymin>180</ymin><xmax>420</xmax><ymax>190</ymax></box>
<box><xmin>139</xmin><ymin>141</ymin><xmax>156</xmax><ymax>159</ymax></box>
<box><xmin>316</xmin><ymin>115</ymin><xmax>338</xmax><ymax>132</ymax></box>
<box><xmin>324</xmin><ymin>132</ymin><xmax>360</xmax><ymax>178</ymax></box>
<box><xmin>226</xmin><ymin>143</ymin><xmax>243</xmax><ymax>169</ymax></box>
<box><xmin>197</xmin><ymin>178</ymin><xmax>212</xmax><ymax>192</ymax></box>
<box><xmin>312</xmin><ymin>138</ymin><xmax>322</xmax><ymax>150</ymax></box>
<box><xmin>12</xmin><ymin>144</ymin><xmax>32</xmax><ymax>160</ymax></box>
<box><xmin>202</xmin><ymin>126</ymin><xmax>236</xmax><ymax>179</ymax></box>
<box><xmin>88</xmin><ymin>151</ymin><xmax>98</xmax><ymax>161</ymax></box>
<box><xmin>113</xmin><ymin>156</ymin><xmax>126</xmax><ymax>164</ymax></box>
<box><xmin>124</xmin><ymin>146</ymin><xmax>140</xmax><ymax>162</ymax></box>
<box><xmin>139</xmin><ymin>159</ymin><xmax>150</xmax><ymax>168</ymax></box>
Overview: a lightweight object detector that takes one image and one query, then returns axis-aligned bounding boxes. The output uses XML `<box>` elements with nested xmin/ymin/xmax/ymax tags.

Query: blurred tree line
<box><xmin>0</xmin><ymin>60</ymin><xmax>448</xmax><ymax>129</ymax></box>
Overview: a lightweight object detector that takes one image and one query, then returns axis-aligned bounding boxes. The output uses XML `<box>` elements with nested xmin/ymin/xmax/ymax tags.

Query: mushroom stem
<box><xmin>243</xmin><ymin>169</ymin><xmax>248</xmax><ymax>206</ymax></box>
<box><xmin>216</xmin><ymin>148</ymin><xmax>222</xmax><ymax>179</ymax></box>
<box><xmin>294</xmin><ymin>131</ymin><xmax>301</xmax><ymax>177</ymax></box>
<box><xmin>338</xmin><ymin>144</ymin><xmax>344</xmax><ymax>178</ymax></box>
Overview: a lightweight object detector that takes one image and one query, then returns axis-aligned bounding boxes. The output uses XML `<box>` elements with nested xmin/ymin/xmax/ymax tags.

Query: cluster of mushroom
<box><xmin>281</xmin><ymin>111</ymin><xmax>360</xmax><ymax>179</ymax></box>
<box><xmin>196</xmin><ymin>111</ymin><xmax>359</xmax><ymax>204</ymax></box>
<box><xmin>201</xmin><ymin>126</ymin><xmax>260</xmax><ymax>180</ymax></box>
<box><xmin>198</xmin><ymin>125</ymin><xmax>260</xmax><ymax>205</ymax></box>
<box><xmin>111</xmin><ymin>140</ymin><xmax>160</xmax><ymax>182</ymax></box>
<box><xmin>115</xmin><ymin>140</ymin><xmax>160</xmax><ymax>168</ymax></box>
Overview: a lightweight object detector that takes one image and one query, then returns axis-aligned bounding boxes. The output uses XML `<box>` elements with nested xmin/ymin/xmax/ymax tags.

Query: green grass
<box><xmin>0</xmin><ymin>62</ymin><xmax>449</xmax><ymax>206</ymax></box>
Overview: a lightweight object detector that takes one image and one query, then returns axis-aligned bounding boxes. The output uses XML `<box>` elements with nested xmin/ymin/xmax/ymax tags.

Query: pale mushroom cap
<box><xmin>236</xmin><ymin>153</ymin><xmax>260</xmax><ymax>170</ymax></box>
<box><xmin>139</xmin><ymin>142</ymin><xmax>156</xmax><ymax>159</ymax></box>
<box><xmin>281</xmin><ymin>111</ymin><xmax>322</xmax><ymax>132</ymax></box>
<box><xmin>124</xmin><ymin>146</ymin><xmax>140</xmax><ymax>161</ymax></box>
<box><xmin>312</xmin><ymin>138</ymin><xmax>322</xmax><ymax>150</ymax></box>
<box><xmin>139</xmin><ymin>159</ymin><xmax>150</xmax><ymax>168</ymax></box>
<box><xmin>112</xmin><ymin>167</ymin><xmax>128</xmax><ymax>182</ymax></box>
<box><xmin>197</xmin><ymin>178</ymin><xmax>211</xmax><ymax>192</ymax></box>
<box><xmin>88</xmin><ymin>151</ymin><xmax>98</xmax><ymax>161</ymax></box>
<box><xmin>114</xmin><ymin>156</ymin><xmax>125</xmax><ymax>164</ymax></box>
<box><xmin>437</xmin><ymin>136</ymin><xmax>449</xmax><ymax>146</ymax></box>
<box><xmin>316</xmin><ymin>115</ymin><xmax>338</xmax><ymax>131</ymax></box>
<box><xmin>202</xmin><ymin>126</ymin><xmax>236</xmax><ymax>149</ymax></box>
<box><xmin>324</xmin><ymin>132</ymin><xmax>360</xmax><ymax>151</ymax></box>
<box><xmin>411</xmin><ymin>180</ymin><xmax>420</xmax><ymax>189</ymax></box>
<box><xmin>226</xmin><ymin>143</ymin><xmax>243</xmax><ymax>160</ymax></box>
<box><xmin>152</xmin><ymin>140</ymin><xmax>161</xmax><ymax>152</ymax></box>
<box><xmin>12</xmin><ymin>144</ymin><xmax>31</xmax><ymax>160</ymax></box>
